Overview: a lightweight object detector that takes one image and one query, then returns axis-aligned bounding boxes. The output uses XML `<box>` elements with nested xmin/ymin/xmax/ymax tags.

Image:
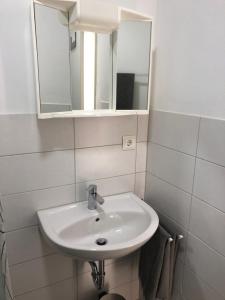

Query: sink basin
<box><xmin>38</xmin><ymin>192</ymin><xmax>159</xmax><ymax>260</ymax></box>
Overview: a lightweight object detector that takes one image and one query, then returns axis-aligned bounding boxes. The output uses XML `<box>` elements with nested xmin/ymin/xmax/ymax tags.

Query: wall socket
<box><xmin>122</xmin><ymin>136</ymin><xmax>136</xmax><ymax>150</ymax></box>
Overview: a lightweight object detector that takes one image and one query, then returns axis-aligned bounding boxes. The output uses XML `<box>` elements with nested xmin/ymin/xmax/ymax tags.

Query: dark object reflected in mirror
<box><xmin>116</xmin><ymin>20</ymin><xmax>151</xmax><ymax>110</ymax></box>
<box><xmin>116</xmin><ymin>73</ymin><xmax>134</xmax><ymax>110</ymax></box>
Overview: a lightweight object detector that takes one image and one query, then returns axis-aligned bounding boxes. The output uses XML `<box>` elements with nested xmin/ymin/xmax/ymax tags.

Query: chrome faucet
<box><xmin>87</xmin><ymin>185</ymin><xmax>104</xmax><ymax>210</ymax></box>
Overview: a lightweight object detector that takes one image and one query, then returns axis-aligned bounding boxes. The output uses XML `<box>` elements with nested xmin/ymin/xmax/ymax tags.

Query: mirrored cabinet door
<box><xmin>35</xmin><ymin>4</ymin><xmax>73</xmax><ymax>113</ymax></box>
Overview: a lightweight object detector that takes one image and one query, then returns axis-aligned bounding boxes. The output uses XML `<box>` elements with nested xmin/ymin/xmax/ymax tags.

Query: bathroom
<box><xmin>0</xmin><ymin>0</ymin><xmax>225</xmax><ymax>299</ymax></box>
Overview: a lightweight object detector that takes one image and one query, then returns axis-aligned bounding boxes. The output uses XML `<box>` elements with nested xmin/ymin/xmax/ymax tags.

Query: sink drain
<box><xmin>96</xmin><ymin>238</ymin><xmax>108</xmax><ymax>246</ymax></box>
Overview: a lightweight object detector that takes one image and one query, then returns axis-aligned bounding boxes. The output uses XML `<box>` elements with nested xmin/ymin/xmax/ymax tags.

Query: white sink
<box><xmin>38</xmin><ymin>192</ymin><xmax>159</xmax><ymax>260</ymax></box>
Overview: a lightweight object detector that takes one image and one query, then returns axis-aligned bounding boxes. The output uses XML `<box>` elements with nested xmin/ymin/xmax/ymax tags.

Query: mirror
<box><xmin>116</xmin><ymin>21</ymin><xmax>151</xmax><ymax>110</ymax></box>
<box><xmin>33</xmin><ymin>2</ymin><xmax>152</xmax><ymax>116</ymax></box>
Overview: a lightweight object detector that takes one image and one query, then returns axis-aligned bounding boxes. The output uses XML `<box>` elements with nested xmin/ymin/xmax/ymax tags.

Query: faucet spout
<box><xmin>87</xmin><ymin>185</ymin><xmax>104</xmax><ymax>210</ymax></box>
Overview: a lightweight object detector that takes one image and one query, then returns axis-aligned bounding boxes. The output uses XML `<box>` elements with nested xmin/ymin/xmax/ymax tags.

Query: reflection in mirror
<box><xmin>34</xmin><ymin>4</ymin><xmax>73</xmax><ymax>113</ymax></box>
<box><xmin>95</xmin><ymin>33</ymin><xmax>113</xmax><ymax>109</ymax></box>
<box><xmin>116</xmin><ymin>21</ymin><xmax>152</xmax><ymax>110</ymax></box>
<box><xmin>34</xmin><ymin>3</ymin><xmax>114</xmax><ymax>113</ymax></box>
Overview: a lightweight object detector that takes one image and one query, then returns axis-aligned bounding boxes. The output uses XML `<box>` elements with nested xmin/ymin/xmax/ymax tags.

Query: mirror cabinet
<box><xmin>32</xmin><ymin>0</ymin><xmax>153</xmax><ymax>118</ymax></box>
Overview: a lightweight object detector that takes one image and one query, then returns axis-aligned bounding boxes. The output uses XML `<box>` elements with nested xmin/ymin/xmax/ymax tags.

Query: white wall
<box><xmin>150</xmin><ymin>0</ymin><xmax>225</xmax><ymax>120</ymax></box>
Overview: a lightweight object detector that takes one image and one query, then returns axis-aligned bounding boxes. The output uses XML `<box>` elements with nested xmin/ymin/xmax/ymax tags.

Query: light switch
<box><xmin>122</xmin><ymin>136</ymin><xmax>136</xmax><ymax>150</ymax></box>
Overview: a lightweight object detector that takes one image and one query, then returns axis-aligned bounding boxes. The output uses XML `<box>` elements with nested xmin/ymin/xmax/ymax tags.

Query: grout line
<box><xmin>150</xmin><ymin>140</ymin><xmax>225</xmax><ymax>170</ymax></box>
<box><xmin>2</xmin><ymin>173</ymin><xmax>137</xmax><ymax>197</ymax></box>
<box><xmin>6</xmin><ymin>224</ymin><xmax>39</xmax><ymax>234</ymax></box>
<box><xmin>0</xmin><ymin>142</ymin><xmax>145</xmax><ymax>158</ymax></box>
<box><xmin>147</xmin><ymin>171</ymin><xmax>192</xmax><ymax>196</ymax></box>
<box><xmin>150</xmin><ymin>203</ymin><xmax>187</xmax><ymax>233</ymax></box>
<box><xmin>193</xmin><ymin>195</ymin><xmax>225</xmax><ymax>215</ymax></box>
<box><xmin>149</xmin><ymin>141</ymin><xmax>196</xmax><ymax>158</ymax></box>
<box><xmin>182</xmin><ymin>265</ymin><xmax>225</xmax><ymax>300</ymax></box>
<box><xmin>188</xmin><ymin>116</ymin><xmax>201</xmax><ymax>226</ymax></box>
<box><xmin>73</xmin><ymin>119</ymin><xmax>77</xmax><ymax>204</ymax></box>
<box><xmin>151</xmin><ymin>204</ymin><xmax>187</xmax><ymax>234</ymax></box>
<box><xmin>134</xmin><ymin>115</ymin><xmax>139</xmax><ymax>193</ymax></box>
<box><xmin>0</xmin><ymin>148</ymin><xmax>75</xmax><ymax>158</ymax></box>
<box><xmin>182</xmin><ymin>116</ymin><xmax>201</xmax><ymax>294</ymax></box>
<box><xmin>1</xmin><ymin>182</ymin><xmax>76</xmax><ymax>197</ymax></box>
<box><xmin>150</xmin><ymin>108</ymin><xmax>225</xmax><ymax>122</ymax></box>
<box><xmin>9</xmin><ymin>252</ymin><xmax>60</xmax><ymax>268</ymax></box>
<box><xmin>75</xmin><ymin>141</ymin><xmax>145</xmax><ymax>150</ymax></box>
<box><xmin>188</xmin><ymin>231</ymin><xmax>225</xmax><ymax>261</ymax></box>
<box><xmin>76</xmin><ymin>173</ymin><xmax>136</xmax><ymax>185</ymax></box>
<box><xmin>195</xmin><ymin>156</ymin><xmax>225</xmax><ymax>170</ymax></box>
<box><xmin>13</xmin><ymin>276</ymin><xmax>74</xmax><ymax>297</ymax></box>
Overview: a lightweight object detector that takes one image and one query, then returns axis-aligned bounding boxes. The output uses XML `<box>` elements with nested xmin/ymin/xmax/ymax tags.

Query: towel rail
<box><xmin>168</xmin><ymin>234</ymin><xmax>184</xmax><ymax>243</ymax></box>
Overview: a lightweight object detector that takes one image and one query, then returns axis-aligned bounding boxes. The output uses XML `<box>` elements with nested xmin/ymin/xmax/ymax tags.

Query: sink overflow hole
<box><xmin>95</xmin><ymin>218</ymin><xmax>100</xmax><ymax>222</ymax></box>
<box><xmin>96</xmin><ymin>238</ymin><xmax>108</xmax><ymax>246</ymax></box>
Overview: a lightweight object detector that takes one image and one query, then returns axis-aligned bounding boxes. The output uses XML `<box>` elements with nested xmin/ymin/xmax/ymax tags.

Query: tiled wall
<box><xmin>0</xmin><ymin>114</ymin><xmax>148</xmax><ymax>300</ymax></box>
<box><xmin>145</xmin><ymin>110</ymin><xmax>225</xmax><ymax>300</ymax></box>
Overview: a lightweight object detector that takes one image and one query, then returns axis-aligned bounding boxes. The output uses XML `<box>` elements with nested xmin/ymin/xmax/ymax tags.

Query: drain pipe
<box><xmin>89</xmin><ymin>260</ymin><xmax>105</xmax><ymax>290</ymax></box>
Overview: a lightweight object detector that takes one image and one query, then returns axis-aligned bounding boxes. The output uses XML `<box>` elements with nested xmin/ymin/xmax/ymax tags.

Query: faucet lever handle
<box><xmin>87</xmin><ymin>184</ymin><xmax>97</xmax><ymax>194</ymax></box>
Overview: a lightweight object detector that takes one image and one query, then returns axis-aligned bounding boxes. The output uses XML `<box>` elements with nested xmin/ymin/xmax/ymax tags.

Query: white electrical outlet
<box><xmin>122</xmin><ymin>136</ymin><xmax>136</xmax><ymax>150</ymax></box>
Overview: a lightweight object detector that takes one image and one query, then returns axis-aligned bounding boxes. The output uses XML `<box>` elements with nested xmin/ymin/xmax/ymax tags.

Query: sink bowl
<box><xmin>38</xmin><ymin>192</ymin><xmax>159</xmax><ymax>260</ymax></box>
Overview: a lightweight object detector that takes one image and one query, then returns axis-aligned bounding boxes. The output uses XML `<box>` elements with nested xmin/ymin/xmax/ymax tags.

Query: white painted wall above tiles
<box><xmin>151</xmin><ymin>0</ymin><xmax>225</xmax><ymax>119</ymax></box>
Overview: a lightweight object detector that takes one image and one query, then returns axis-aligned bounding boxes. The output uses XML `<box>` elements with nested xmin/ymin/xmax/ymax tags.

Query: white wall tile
<box><xmin>6</xmin><ymin>226</ymin><xmax>54</xmax><ymax>266</ymax></box>
<box><xmin>106</xmin><ymin>256</ymin><xmax>133</xmax><ymax>290</ymax></box>
<box><xmin>15</xmin><ymin>279</ymin><xmax>75</xmax><ymax>300</ymax></box>
<box><xmin>136</xmin><ymin>142</ymin><xmax>147</xmax><ymax>172</ymax></box>
<box><xmin>197</xmin><ymin>117</ymin><xmax>225</xmax><ymax>167</ymax></box>
<box><xmin>148</xmin><ymin>110</ymin><xmax>199</xmax><ymax>155</ymax></box>
<box><xmin>186</xmin><ymin>234</ymin><xmax>225</xmax><ymax>297</ymax></box>
<box><xmin>2</xmin><ymin>185</ymin><xmax>75</xmax><ymax>231</ymax></box>
<box><xmin>76</xmin><ymin>174</ymin><xmax>135</xmax><ymax>202</ymax></box>
<box><xmin>147</xmin><ymin>143</ymin><xmax>195</xmax><ymax>192</ymax></box>
<box><xmin>76</xmin><ymin>145</ymin><xmax>135</xmax><ymax>182</ymax></box>
<box><xmin>0</xmin><ymin>150</ymin><xmax>75</xmax><ymax>195</ymax></box>
<box><xmin>77</xmin><ymin>272</ymin><xmax>98</xmax><ymax>300</ymax></box>
<box><xmin>135</xmin><ymin>172</ymin><xmax>146</xmax><ymax>199</ymax></box>
<box><xmin>173</xmin><ymin>259</ymin><xmax>184</xmax><ymax>295</ymax></box>
<box><xmin>193</xmin><ymin>159</ymin><xmax>225</xmax><ymax>212</ymax></box>
<box><xmin>130</xmin><ymin>280</ymin><xmax>139</xmax><ymax>300</ymax></box>
<box><xmin>110</xmin><ymin>282</ymin><xmax>132</xmax><ymax>299</ymax></box>
<box><xmin>131</xmin><ymin>251</ymin><xmax>139</xmax><ymax>281</ymax></box>
<box><xmin>190</xmin><ymin>197</ymin><xmax>225</xmax><ymax>257</ymax></box>
<box><xmin>145</xmin><ymin>174</ymin><xmax>191</xmax><ymax>228</ymax></box>
<box><xmin>75</xmin><ymin>116</ymin><xmax>137</xmax><ymax>148</ymax></box>
<box><xmin>0</xmin><ymin>115</ymin><xmax>74</xmax><ymax>156</ymax></box>
<box><xmin>76</xmin><ymin>256</ymin><xmax>130</xmax><ymax>276</ymax></box>
<box><xmin>77</xmin><ymin>258</ymin><xmax>132</xmax><ymax>300</ymax></box>
<box><xmin>183</xmin><ymin>266</ymin><xmax>224</xmax><ymax>300</ymax></box>
<box><xmin>10</xmin><ymin>254</ymin><xmax>73</xmax><ymax>296</ymax></box>
<box><xmin>137</xmin><ymin>115</ymin><xmax>149</xmax><ymax>142</ymax></box>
